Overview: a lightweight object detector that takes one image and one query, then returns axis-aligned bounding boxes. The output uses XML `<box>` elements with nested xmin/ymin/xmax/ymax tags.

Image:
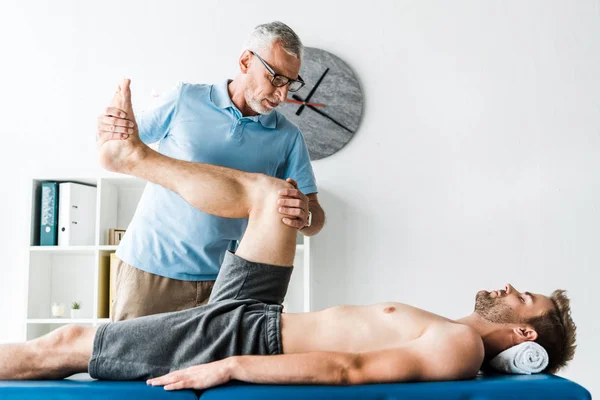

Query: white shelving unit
<box><xmin>25</xmin><ymin>176</ymin><xmax>311</xmax><ymax>341</ymax></box>
<box><xmin>25</xmin><ymin>177</ymin><xmax>146</xmax><ymax>341</ymax></box>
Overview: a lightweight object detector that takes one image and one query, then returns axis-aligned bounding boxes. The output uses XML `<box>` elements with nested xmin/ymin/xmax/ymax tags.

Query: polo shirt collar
<box><xmin>211</xmin><ymin>80</ymin><xmax>278</xmax><ymax>129</ymax></box>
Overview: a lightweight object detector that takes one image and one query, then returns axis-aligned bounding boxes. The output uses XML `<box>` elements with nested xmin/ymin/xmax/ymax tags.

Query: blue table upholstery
<box><xmin>0</xmin><ymin>380</ymin><xmax>197</xmax><ymax>400</ymax></box>
<box><xmin>200</xmin><ymin>374</ymin><xmax>591</xmax><ymax>400</ymax></box>
<box><xmin>0</xmin><ymin>374</ymin><xmax>590</xmax><ymax>400</ymax></box>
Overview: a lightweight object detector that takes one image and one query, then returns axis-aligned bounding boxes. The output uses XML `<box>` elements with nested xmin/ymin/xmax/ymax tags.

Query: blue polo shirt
<box><xmin>116</xmin><ymin>81</ymin><xmax>317</xmax><ymax>281</ymax></box>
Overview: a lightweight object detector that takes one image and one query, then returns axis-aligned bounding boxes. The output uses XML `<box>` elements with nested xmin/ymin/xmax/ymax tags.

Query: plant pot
<box><xmin>70</xmin><ymin>309</ymin><xmax>81</xmax><ymax>319</ymax></box>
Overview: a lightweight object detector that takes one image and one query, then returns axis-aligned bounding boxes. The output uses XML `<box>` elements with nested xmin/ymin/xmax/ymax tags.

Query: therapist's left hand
<box><xmin>278</xmin><ymin>178</ymin><xmax>309</xmax><ymax>230</ymax></box>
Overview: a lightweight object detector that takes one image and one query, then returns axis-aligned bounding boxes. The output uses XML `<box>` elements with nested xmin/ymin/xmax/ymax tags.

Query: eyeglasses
<box><xmin>249</xmin><ymin>50</ymin><xmax>305</xmax><ymax>92</ymax></box>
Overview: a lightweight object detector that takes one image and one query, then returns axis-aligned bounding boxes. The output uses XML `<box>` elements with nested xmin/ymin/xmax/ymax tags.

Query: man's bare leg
<box><xmin>98</xmin><ymin>79</ymin><xmax>297</xmax><ymax>266</ymax></box>
<box><xmin>0</xmin><ymin>325</ymin><xmax>96</xmax><ymax>380</ymax></box>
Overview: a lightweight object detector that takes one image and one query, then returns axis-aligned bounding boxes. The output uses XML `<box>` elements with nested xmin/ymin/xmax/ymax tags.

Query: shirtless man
<box><xmin>0</xmin><ymin>81</ymin><xmax>576</xmax><ymax>390</ymax></box>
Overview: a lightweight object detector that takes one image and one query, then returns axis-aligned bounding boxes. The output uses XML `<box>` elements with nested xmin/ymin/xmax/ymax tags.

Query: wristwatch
<box><xmin>305</xmin><ymin>211</ymin><xmax>313</xmax><ymax>228</ymax></box>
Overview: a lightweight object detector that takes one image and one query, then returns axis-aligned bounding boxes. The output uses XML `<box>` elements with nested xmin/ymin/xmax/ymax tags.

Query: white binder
<box><xmin>57</xmin><ymin>183</ymin><xmax>97</xmax><ymax>246</ymax></box>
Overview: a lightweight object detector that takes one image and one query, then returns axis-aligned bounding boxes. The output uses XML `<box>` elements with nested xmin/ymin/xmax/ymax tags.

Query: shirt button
<box><xmin>238</xmin><ymin>121</ymin><xmax>241</xmax><ymax>125</ymax></box>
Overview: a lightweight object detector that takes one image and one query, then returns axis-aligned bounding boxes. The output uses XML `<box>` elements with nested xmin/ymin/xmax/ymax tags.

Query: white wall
<box><xmin>0</xmin><ymin>0</ymin><xmax>598</xmax><ymax>395</ymax></box>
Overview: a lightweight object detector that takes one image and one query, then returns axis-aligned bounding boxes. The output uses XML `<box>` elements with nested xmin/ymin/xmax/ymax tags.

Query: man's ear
<box><xmin>239</xmin><ymin>50</ymin><xmax>252</xmax><ymax>74</ymax></box>
<box><xmin>513</xmin><ymin>326</ymin><xmax>538</xmax><ymax>344</ymax></box>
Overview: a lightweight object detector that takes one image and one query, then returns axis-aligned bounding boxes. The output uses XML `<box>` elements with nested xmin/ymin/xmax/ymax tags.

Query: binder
<box><xmin>110</xmin><ymin>253</ymin><xmax>118</xmax><ymax>319</ymax></box>
<box><xmin>57</xmin><ymin>183</ymin><xmax>97</xmax><ymax>246</ymax></box>
<box><xmin>39</xmin><ymin>182</ymin><xmax>58</xmax><ymax>246</ymax></box>
<box><xmin>97</xmin><ymin>252</ymin><xmax>118</xmax><ymax>319</ymax></box>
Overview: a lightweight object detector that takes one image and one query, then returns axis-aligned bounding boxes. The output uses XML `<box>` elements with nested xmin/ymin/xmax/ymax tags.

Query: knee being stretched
<box><xmin>248</xmin><ymin>174</ymin><xmax>293</xmax><ymax>210</ymax></box>
<box><xmin>251</xmin><ymin>174</ymin><xmax>293</xmax><ymax>198</ymax></box>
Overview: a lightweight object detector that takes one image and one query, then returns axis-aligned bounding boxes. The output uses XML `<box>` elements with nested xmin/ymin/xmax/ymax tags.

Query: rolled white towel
<box><xmin>489</xmin><ymin>342</ymin><xmax>549</xmax><ymax>374</ymax></box>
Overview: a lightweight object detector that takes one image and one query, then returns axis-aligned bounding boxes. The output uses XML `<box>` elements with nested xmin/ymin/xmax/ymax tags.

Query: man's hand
<box><xmin>147</xmin><ymin>359</ymin><xmax>233</xmax><ymax>391</ymax></box>
<box><xmin>278</xmin><ymin>178</ymin><xmax>309</xmax><ymax>230</ymax></box>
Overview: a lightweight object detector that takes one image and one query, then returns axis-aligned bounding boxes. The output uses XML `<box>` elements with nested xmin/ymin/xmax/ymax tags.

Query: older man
<box><xmin>96</xmin><ymin>21</ymin><xmax>325</xmax><ymax>320</ymax></box>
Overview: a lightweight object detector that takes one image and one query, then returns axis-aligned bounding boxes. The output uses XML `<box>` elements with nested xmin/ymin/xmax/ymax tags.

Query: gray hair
<box><xmin>243</xmin><ymin>21</ymin><xmax>303</xmax><ymax>60</ymax></box>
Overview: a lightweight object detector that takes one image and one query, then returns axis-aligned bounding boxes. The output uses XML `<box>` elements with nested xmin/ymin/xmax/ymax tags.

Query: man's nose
<box><xmin>274</xmin><ymin>85</ymin><xmax>287</xmax><ymax>102</ymax></box>
<box><xmin>505</xmin><ymin>283</ymin><xmax>517</xmax><ymax>295</ymax></box>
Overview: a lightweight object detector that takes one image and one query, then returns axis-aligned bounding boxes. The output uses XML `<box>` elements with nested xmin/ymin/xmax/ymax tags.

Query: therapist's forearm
<box><xmin>301</xmin><ymin>201</ymin><xmax>325</xmax><ymax>236</ymax></box>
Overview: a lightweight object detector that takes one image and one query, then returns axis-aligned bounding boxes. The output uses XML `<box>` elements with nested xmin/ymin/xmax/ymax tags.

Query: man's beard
<box><xmin>244</xmin><ymin>84</ymin><xmax>277</xmax><ymax>115</ymax></box>
<box><xmin>475</xmin><ymin>291</ymin><xmax>520</xmax><ymax>324</ymax></box>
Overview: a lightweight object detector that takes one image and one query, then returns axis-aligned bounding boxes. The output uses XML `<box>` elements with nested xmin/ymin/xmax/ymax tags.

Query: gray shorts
<box><xmin>88</xmin><ymin>251</ymin><xmax>293</xmax><ymax>380</ymax></box>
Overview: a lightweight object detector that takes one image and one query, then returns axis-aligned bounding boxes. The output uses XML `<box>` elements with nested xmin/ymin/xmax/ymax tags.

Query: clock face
<box><xmin>278</xmin><ymin>47</ymin><xmax>363</xmax><ymax>161</ymax></box>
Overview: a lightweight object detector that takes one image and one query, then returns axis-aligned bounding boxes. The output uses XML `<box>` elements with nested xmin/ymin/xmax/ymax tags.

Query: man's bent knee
<box><xmin>249</xmin><ymin>174</ymin><xmax>293</xmax><ymax>205</ymax></box>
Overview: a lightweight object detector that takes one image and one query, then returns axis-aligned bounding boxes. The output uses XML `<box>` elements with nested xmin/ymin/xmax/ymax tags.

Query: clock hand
<box><xmin>305</xmin><ymin>104</ymin><xmax>354</xmax><ymax>133</ymax></box>
<box><xmin>285</xmin><ymin>99</ymin><xmax>325</xmax><ymax>107</ymax></box>
<box><xmin>303</xmin><ymin>68</ymin><xmax>329</xmax><ymax>104</ymax></box>
<box><xmin>296</xmin><ymin>68</ymin><xmax>329</xmax><ymax>116</ymax></box>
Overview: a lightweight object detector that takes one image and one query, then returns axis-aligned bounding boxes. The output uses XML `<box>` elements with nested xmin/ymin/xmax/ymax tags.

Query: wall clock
<box><xmin>278</xmin><ymin>47</ymin><xmax>363</xmax><ymax>160</ymax></box>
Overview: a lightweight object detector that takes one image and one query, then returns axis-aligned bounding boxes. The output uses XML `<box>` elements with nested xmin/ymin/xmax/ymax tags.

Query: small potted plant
<box><xmin>70</xmin><ymin>301</ymin><xmax>81</xmax><ymax>319</ymax></box>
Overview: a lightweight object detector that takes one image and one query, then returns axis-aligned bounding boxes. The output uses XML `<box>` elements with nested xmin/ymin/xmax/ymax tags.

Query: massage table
<box><xmin>0</xmin><ymin>373</ymin><xmax>591</xmax><ymax>399</ymax></box>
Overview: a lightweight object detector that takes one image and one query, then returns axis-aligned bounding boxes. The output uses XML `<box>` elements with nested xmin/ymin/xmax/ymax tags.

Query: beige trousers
<box><xmin>111</xmin><ymin>257</ymin><xmax>215</xmax><ymax>321</ymax></box>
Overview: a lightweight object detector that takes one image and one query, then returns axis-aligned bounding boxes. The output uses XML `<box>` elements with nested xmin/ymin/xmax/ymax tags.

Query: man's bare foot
<box><xmin>98</xmin><ymin>79</ymin><xmax>147</xmax><ymax>174</ymax></box>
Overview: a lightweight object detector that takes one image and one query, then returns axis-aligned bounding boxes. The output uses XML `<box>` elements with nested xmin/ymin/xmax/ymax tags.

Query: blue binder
<box><xmin>40</xmin><ymin>182</ymin><xmax>58</xmax><ymax>246</ymax></box>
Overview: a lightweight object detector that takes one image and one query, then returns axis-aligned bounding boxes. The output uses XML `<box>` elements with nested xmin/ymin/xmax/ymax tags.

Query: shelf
<box><xmin>31</xmin><ymin>178</ymin><xmax>97</xmax><ymax>187</ymax></box>
<box><xmin>30</xmin><ymin>246</ymin><xmax>96</xmax><ymax>255</ymax></box>
<box><xmin>27</xmin><ymin>318</ymin><xmax>110</xmax><ymax>324</ymax></box>
<box><xmin>30</xmin><ymin>245</ymin><xmax>119</xmax><ymax>252</ymax></box>
<box><xmin>31</xmin><ymin>245</ymin><xmax>299</xmax><ymax>253</ymax></box>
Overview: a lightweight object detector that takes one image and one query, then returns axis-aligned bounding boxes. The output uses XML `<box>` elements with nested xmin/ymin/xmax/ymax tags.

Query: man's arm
<box><xmin>278</xmin><ymin>129</ymin><xmax>322</xmax><ymax>234</ymax></box>
<box><xmin>278</xmin><ymin>182</ymin><xmax>325</xmax><ymax>236</ymax></box>
<box><xmin>231</xmin><ymin>328</ymin><xmax>483</xmax><ymax>385</ymax></box>
<box><xmin>301</xmin><ymin>193</ymin><xmax>325</xmax><ymax>236</ymax></box>
<box><xmin>147</xmin><ymin>326</ymin><xmax>483</xmax><ymax>390</ymax></box>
